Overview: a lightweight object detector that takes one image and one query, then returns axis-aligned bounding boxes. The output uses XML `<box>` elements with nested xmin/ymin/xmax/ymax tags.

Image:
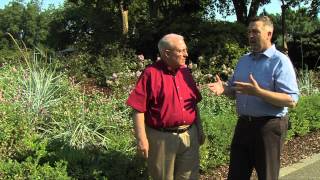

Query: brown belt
<box><xmin>149</xmin><ymin>124</ymin><xmax>193</xmax><ymax>134</ymax></box>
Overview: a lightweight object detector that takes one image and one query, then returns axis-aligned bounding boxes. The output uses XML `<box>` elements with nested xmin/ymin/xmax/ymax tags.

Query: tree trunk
<box><xmin>247</xmin><ymin>0</ymin><xmax>261</xmax><ymax>24</ymax></box>
<box><xmin>120</xmin><ymin>1</ymin><xmax>129</xmax><ymax>36</ymax></box>
<box><xmin>232</xmin><ymin>0</ymin><xmax>247</xmax><ymax>25</ymax></box>
<box><xmin>232</xmin><ymin>0</ymin><xmax>270</xmax><ymax>25</ymax></box>
<box><xmin>149</xmin><ymin>0</ymin><xmax>160</xmax><ymax>19</ymax></box>
<box><xmin>281</xmin><ymin>0</ymin><xmax>288</xmax><ymax>55</ymax></box>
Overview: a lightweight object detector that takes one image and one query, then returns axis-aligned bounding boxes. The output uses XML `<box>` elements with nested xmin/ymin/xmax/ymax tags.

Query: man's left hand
<box><xmin>233</xmin><ymin>74</ymin><xmax>261</xmax><ymax>96</ymax></box>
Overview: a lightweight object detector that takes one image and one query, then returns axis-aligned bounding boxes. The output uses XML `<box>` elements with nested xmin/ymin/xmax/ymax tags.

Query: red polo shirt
<box><xmin>126</xmin><ymin>60</ymin><xmax>202</xmax><ymax>128</ymax></box>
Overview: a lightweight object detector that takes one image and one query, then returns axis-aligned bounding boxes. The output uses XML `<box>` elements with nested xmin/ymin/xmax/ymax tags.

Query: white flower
<box><xmin>222</xmin><ymin>64</ymin><xmax>227</xmax><ymax>69</ymax></box>
<box><xmin>138</xmin><ymin>54</ymin><xmax>144</xmax><ymax>61</ymax></box>
<box><xmin>136</xmin><ymin>71</ymin><xmax>142</xmax><ymax>77</ymax></box>
<box><xmin>106</xmin><ymin>80</ymin><xmax>113</xmax><ymax>85</ymax></box>
<box><xmin>12</xmin><ymin>67</ymin><xmax>17</xmax><ymax>72</ymax></box>
<box><xmin>112</xmin><ymin>73</ymin><xmax>117</xmax><ymax>79</ymax></box>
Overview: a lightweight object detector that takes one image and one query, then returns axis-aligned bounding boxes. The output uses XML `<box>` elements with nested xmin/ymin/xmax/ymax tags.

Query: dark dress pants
<box><xmin>227</xmin><ymin>116</ymin><xmax>288</xmax><ymax>180</ymax></box>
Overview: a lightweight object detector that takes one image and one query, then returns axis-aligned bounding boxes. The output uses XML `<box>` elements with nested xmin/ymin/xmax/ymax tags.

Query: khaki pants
<box><xmin>146</xmin><ymin>124</ymin><xmax>200</xmax><ymax>180</ymax></box>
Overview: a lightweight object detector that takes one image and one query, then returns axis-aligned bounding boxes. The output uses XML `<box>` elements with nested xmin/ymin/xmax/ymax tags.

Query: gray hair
<box><xmin>158</xmin><ymin>33</ymin><xmax>184</xmax><ymax>53</ymax></box>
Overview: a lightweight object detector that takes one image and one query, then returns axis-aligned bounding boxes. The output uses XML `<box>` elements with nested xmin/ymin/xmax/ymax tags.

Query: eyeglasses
<box><xmin>168</xmin><ymin>48</ymin><xmax>188</xmax><ymax>54</ymax></box>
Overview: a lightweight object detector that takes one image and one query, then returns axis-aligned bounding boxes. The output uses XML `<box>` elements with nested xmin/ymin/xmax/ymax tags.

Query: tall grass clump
<box><xmin>297</xmin><ymin>66</ymin><xmax>319</xmax><ymax>96</ymax></box>
<box><xmin>44</xmin><ymin>91</ymin><xmax>110</xmax><ymax>150</ymax></box>
<box><xmin>4</xmin><ymin>33</ymin><xmax>63</xmax><ymax>120</ymax></box>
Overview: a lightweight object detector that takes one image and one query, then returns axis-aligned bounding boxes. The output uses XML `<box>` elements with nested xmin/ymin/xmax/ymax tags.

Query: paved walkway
<box><xmin>279</xmin><ymin>153</ymin><xmax>320</xmax><ymax>180</ymax></box>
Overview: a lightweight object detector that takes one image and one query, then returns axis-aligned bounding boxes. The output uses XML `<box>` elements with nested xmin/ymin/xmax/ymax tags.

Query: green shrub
<box><xmin>57</xmin><ymin>48</ymin><xmax>152</xmax><ymax>93</ymax></box>
<box><xmin>0</xmin><ymin>104</ymin><xmax>69</xmax><ymax>179</ymax></box>
<box><xmin>190</xmin><ymin>42</ymin><xmax>248</xmax><ymax>85</ymax></box>
<box><xmin>199</xmin><ymin>88</ymin><xmax>237</xmax><ymax>170</ymax></box>
<box><xmin>0</xmin><ymin>49</ymin><xmax>22</xmax><ymax>65</ymax></box>
<box><xmin>288</xmin><ymin>93</ymin><xmax>320</xmax><ymax>138</ymax></box>
<box><xmin>0</xmin><ymin>103</ymin><xmax>33</xmax><ymax>159</ymax></box>
<box><xmin>0</xmin><ymin>159</ymin><xmax>69</xmax><ymax>179</ymax></box>
<box><xmin>198</xmin><ymin>42</ymin><xmax>248</xmax><ymax>78</ymax></box>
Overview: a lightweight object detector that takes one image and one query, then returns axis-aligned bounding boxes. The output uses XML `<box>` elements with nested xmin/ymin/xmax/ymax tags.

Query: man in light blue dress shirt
<box><xmin>208</xmin><ymin>16</ymin><xmax>299</xmax><ymax>180</ymax></box>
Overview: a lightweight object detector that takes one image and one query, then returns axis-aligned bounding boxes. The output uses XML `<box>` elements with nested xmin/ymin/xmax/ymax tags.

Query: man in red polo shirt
<box><xmin>127</xmin><ymin>33</ymin><xmax>205</xmax><ymax>180</ymax></box>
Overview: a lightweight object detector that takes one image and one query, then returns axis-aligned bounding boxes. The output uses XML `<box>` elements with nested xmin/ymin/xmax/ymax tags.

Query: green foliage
<box><xmin>190</xmin><ymin>21</ymin><xmax>247</xmax><ymax>59</ymax></box>
<box><xmin>0</xmin><ymin>49</ymin><xmax>23</xmax><ymax>64</ymax></box>
<box><xmin>0</xmin><ymin>102</ymin><xmax>69</xmax><ymax>179</ymax></box>
<box><xmin>286</xmin><ymin>8</ymin><xmax>318</xmax><ymax>36</ymax></box>
<box><xmin>0</xmin><ymin>49</ymin><xmax>147</xmax><ymax>179</ymax></box>
<box><xmin>45</xmin><ymin>92</ymin><xmax>111</xmax><ymax>150</ymax></box>
<box><xmin>0</xmin><ymin>158</ymin><xmax>69</xmax><ymax>179</ymax></box>
<box><xmin>58</xmin><ymin>48</ymin><xmax>152</xmax><ymax>93</ymax></box>
<box><xmin>20</xmin><ymin>60</ymin><xmax>63</xmax><ymax>116</ymax></box>
<box><xmin>271</xmin><ymin>8</ymin><xmax>320</xmax><ymax>68</ymax></box>
<box><xmin>191</xmin><ymin>41</ymin><xmax>248</xmax><ymax>84</ymax></box>
<box><xmin>288</xmin><ymin>93</ymin><xmax>320</xmax><ymax>138</ymax></box>
<box><xmin>198</xmin><ymin>42</ymin><xmax>248</xmax><ymax>79</ymax></box>
<box><xmin>0</xmin><ymin>2</ymin><xmax>24</xmax><ymax>36</ymax></box>
<box><xmin>0</xmin><ymin>103</ymin><xmax>32</xmax><ymax>159</ymax></box>
<box><xmin>0</xmin><ymin>1</ymin><xmax>53</xmax><ymax>49</ymax></box>
<box><xmin>1</xmin><ymin>36</ymin><xmax>64</xmax><ymax>122</ymax></box>
<box><xmin>199</xmin><ymin>88</ymin><xmax>237</xmax><ymax>169</ymax></box>
<box><xmin>48</xmin><ymin>0</ymin><xmax>123</xmax><ymax>53</ymax></box>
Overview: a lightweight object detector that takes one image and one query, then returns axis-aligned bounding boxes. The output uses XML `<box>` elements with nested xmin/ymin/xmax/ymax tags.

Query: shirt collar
<box><xmin>263</xmin><ymin>44</ymin><xmax>276</xmax><ymax>58</ymax></box>
<box><xmin>249</xmin><ymin>44</ymin><xmax>276</xmax><ymax>59</ymax></box>
<box><xmin>158</xmin><ymin>60</ymin><xmax>186</xmax><ymax>75</ymax></box>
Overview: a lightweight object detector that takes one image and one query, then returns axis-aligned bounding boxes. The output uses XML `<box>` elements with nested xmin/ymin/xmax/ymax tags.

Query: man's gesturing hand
<box><xmin>207</xmin><ymin>75</ymin><xmax>224</xmax><ymax>96</ymax></box>
<box><xmin>233</xmin><ymin>74</ymin><xmax>261</xmax><ymax>96</ymax></box>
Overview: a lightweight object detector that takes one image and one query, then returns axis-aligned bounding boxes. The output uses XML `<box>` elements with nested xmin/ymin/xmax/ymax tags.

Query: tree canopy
<box><xmin>0</xmin><ymin>0</ymin><xmax>319</xmax><ymax>59</ymax></box>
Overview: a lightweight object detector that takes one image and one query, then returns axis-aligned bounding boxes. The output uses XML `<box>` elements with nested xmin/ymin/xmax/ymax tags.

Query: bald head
<box><xmin>158</xmin><ymin>34</ymin><xmax>184</xmax><ymax>54</ymax></box>
<box><xmin>157</xmin><ymin>33</ymin><xmax>188</xmax><ymax>69</ymax></box>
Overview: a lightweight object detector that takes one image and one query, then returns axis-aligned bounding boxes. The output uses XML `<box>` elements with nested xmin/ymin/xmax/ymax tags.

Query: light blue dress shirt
<box><xmin>228</xmin><ymin>45</ymin><xmax>299</xmax><ymax>117</ymax></box>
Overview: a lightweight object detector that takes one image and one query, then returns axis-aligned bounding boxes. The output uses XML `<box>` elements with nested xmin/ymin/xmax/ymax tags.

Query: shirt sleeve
<box><xmin>185</xmin><ymin>68</ymin><xmax>202</xmax><ymax>103</ymax></box>
<box><xmin>195</xmin><ymin>86</ymin><xmax>202</xmax><ymax>103</ymax></box>
<box><xmin>126</xmin><ymin>70</ymin><xmax>150</xmax><ymax>112</ymax></box>
<box><xmin>274</xmin><ymin>56</ymin><xmax>299</xmax><ymax>102</ymax></box>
